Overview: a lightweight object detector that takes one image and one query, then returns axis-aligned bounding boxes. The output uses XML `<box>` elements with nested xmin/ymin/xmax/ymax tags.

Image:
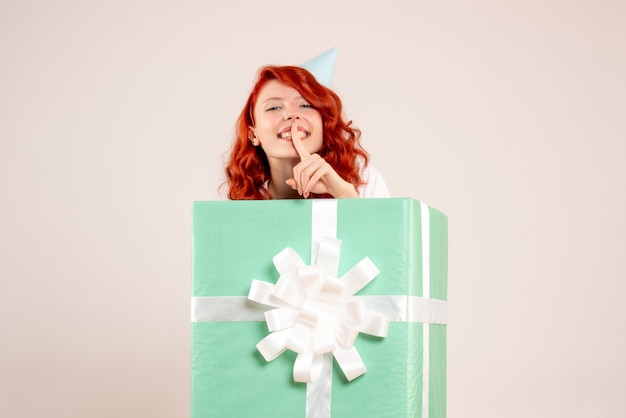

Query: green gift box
<box><xmin>192</xmin><ymin>198</ymin><xmax>448</xmax><ymax>418</ymax></box>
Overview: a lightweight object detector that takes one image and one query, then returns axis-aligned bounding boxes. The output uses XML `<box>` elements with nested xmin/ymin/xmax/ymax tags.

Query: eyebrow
<box><xmin>261</xmin><ymin>95</ymin><xmax>305</xmax><ymax>104</ymax></box>
<box><xmin>261</xmin><ymin>97</ymin><xmax>283</xmax><ymax>103</ymax></box>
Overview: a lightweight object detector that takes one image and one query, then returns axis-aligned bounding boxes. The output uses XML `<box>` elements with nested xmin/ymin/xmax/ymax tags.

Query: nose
<box><xmin>283</xmin><ymin>109</ymin><xmax>300</xmax><ymax>120</ymax></box>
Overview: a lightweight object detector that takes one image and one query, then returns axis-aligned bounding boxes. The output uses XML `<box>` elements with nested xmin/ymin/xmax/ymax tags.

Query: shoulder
<box><xmin>357</xmin><ymin>159</ymin><xmax>391</xmax><ymax>198</ymax></box>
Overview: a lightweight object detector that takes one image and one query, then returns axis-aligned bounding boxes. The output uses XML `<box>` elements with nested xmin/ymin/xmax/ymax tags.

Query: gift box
<box><xmin>191</xmin><ymin>198</ymin><xmax>447</xmax><ymax>418</ymax></box>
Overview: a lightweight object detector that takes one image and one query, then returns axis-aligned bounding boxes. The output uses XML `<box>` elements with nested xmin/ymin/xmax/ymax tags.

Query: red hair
<box><xmin>224</xmin><ymin>65</ymin><xmax>369</xmax><ymax>200</ymax></box>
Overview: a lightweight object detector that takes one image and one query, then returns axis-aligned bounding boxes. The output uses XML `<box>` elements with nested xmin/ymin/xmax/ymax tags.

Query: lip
<box><xmin>278</xmin><ymin>125</ymin><xmax>307</xmax><ymax>135</ymax></box>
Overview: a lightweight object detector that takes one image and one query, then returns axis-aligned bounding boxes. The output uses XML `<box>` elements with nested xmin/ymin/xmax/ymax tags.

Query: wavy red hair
<box><xmin>224</xmin><ymin>65</ymin><xmax>369</xmax><ymax>200</ymax></box>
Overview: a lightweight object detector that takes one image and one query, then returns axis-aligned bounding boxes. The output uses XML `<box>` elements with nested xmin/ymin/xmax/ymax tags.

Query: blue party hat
<box><xmin>301</xmin><ymin>47</ymin><xmax>338</xmax><ymax>87</ymax></box>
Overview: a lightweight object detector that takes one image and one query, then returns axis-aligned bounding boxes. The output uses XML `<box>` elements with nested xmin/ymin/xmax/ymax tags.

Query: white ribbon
<box><xmin>248</xmin><ymin>237</ymin><xmax>387</xmax><ymax>383</ymax></box>
<box><xmin>420</xmin><ymin>201</ymin><xmax>431</xmax><ymax>418</ymax></box>
<box><xmin>191</xmin><ymin>295</ymin><xmax>446</xmax><ymax>325</ymax></box>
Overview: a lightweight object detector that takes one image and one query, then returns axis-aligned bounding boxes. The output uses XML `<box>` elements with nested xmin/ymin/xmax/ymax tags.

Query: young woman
<box><xmin>224</xmin><ymin>65</ymin><xmax>389</xmax><ymax>200</ymax></box>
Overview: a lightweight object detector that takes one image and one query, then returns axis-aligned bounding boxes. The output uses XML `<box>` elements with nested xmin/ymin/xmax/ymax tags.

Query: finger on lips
<box><xmin>289</xmin><ymin>123</ymin><xmax>333</xmax><ymax>198</ymax></box>
<box><xmin>290</xmin><ymin>123</ymin><xmax>310</xmax><ymax>161</ymax></box>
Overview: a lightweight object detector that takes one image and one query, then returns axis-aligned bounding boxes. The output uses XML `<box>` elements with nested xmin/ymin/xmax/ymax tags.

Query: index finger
<box><xmin>291</xmin><ymin>123</ymin><xmax>310</xmax><ymax>161</ymax></box>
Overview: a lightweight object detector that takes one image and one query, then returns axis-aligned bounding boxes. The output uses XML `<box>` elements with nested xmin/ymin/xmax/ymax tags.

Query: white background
<box><xmin>1</xmin><ymin>0</ymin><xmax>625</xmax><ymax>416</ymax></box>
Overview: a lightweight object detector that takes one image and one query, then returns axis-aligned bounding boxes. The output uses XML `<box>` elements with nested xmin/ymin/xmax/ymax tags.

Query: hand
<box><xmin>286</xmin><ymin>124</ymin><xmax>359</xmax><ymax>199</ymax></box>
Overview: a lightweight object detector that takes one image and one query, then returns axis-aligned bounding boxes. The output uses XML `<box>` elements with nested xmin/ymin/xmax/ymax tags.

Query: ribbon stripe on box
<box><xmin>191</xmin><ymin>199</ymin><xmax>447</xmax><ymax>418</ymax></box>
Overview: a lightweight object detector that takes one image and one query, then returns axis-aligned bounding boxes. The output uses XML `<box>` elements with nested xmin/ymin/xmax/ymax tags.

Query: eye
<box><xmin>300</xmin><ymin>103</ymin><xmax>313</xmax><ymax>109</ymax></box>
<box><xmin>265</xmin><ymin>106</ymin><xmax>281</xmax><ymax>112</ymax></box>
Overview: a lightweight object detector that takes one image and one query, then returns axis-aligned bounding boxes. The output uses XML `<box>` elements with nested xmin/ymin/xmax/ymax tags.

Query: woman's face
<box><xmin>249</xmin><ymin>80</ymin><xmax>323</xmax><ymax>161</ymax></box>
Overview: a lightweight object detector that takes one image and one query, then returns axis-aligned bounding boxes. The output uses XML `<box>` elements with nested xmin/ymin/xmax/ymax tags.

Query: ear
<box><xmin>248</xmin><ymin>127</ymin><xmax>260</xmax><ymax>146</ymax></box>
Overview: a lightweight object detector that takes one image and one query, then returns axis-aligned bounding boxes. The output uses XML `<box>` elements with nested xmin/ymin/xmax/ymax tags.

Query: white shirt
<box><xmin>357</xmin><ymin>163</ymin><xmax>390</xmax><ymax>198</ymax></box>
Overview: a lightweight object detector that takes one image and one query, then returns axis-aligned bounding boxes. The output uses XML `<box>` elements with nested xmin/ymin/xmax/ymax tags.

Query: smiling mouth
<box><xmin>278</xmin><ymin>130</ymin><xmax>308</xmax><ymax>140</ymax></box>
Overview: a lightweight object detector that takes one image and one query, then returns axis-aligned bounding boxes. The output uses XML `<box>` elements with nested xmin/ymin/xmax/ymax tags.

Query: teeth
<box><xmin>280</xmin><ymin>131</ymin><xmax>307</xmax><ymax>139</ymax></box>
